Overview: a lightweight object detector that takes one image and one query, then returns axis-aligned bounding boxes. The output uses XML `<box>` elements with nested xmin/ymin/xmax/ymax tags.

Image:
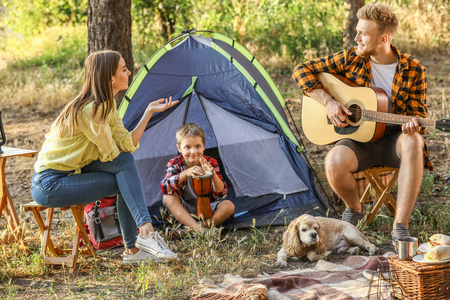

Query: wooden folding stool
<box><xmin>358</xmin><ymin>166</ymin><xmax>399</xmax><ymax>226</ymax></box>
<box><xmin>24</xmin><ymin>202</ymin><xmax>97</xmax><ymax>273</ymax></box>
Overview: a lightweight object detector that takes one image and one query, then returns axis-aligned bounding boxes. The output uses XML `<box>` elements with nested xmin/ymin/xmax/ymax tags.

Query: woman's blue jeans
<box><xmin>31</xmin><ymin>152</ymin><xmax>152</xmax><ymax>249</ymax></box>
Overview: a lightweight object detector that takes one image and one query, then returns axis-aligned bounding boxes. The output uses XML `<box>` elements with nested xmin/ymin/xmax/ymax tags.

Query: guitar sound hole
<box><xmin>347</xmin><ymin>104</ymin><xmax>361</xmax><ymax>124</ymax></box>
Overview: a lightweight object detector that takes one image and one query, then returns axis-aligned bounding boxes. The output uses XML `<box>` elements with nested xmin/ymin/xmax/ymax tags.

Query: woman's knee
<box><xmin>115</xmin><ymin>152</ymin><xmax>135</xmax><ymax>165</ymax></box>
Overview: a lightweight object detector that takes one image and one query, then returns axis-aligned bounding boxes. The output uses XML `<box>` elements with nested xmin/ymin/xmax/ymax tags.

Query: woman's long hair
<box><xmin>52</xmin><ymin>50</ymin><xmax>121</xmax><ymax>136</ymax></box>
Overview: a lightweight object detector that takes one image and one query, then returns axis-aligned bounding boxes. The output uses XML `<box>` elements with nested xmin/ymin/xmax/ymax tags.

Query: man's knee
<box><xmin>325</xmin><ymin>146</ymin><xmax>358</xmax><ymax>176</ymax></box>
<box><xmin>398</xmin><ymin>133</ymin><xmax>424</xmax><ymax>158</ymax></box>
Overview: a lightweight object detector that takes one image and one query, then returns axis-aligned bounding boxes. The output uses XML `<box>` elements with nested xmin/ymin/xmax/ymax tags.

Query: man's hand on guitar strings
<box><xmin>401</xmin><ymin>117</ymin><xmax>421</xmax><ymax>135</ymax></box>
<box><xmin>326</xmin><ymin>101</ymin><xmax>352</xmax><ymax>128</ymax></box>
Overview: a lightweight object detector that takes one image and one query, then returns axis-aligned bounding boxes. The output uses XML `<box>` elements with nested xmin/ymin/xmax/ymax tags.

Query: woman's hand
<box><xmin>146</xmin><ymin>96</ymin><xmax>179</xmax><ymax>114</ymax></box>
<box><xmin>132</xmin><ymin>96</ymin><xmax>179</xmax><ymax>146</ymax></box>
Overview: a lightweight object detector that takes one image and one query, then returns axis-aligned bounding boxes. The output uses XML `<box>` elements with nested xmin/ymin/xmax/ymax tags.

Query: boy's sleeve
<box><xmin>208</xmin><ymin>157</ymin><xmax>228</xmax><ymax>200</ymax></box>
<box><xmin>160</xmin><ymin>159</ymin><xmax>182</xmax><ymax>195</ymax></box>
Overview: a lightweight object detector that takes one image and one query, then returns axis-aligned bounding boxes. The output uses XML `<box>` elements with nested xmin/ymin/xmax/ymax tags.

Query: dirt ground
<box><xmin>1</xmin><ymin>54</ymin><xmax>449</xmax><ymax>298</ymax></box>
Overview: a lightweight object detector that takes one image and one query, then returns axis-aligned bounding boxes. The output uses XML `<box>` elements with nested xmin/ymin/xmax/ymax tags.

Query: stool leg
<box><xmin>29</xmin><ymin>207</ymin><xmax>59</xmax><ymax>257</ymax></box>
<box><xmin>71</xmin><ymin>205</ymin><xmax>97</xmax><ymax>257</ymax></box>
<box><xmin>42</xmin><ymin>208</ymin><xmax>55</xmax><ymax>257</ymax></box>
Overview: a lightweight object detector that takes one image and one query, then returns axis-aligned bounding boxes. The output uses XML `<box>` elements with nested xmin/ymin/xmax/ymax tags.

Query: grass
<box><xmin>0</xmin><ymin>219</ymin><xmax>287</xmax><ymax>298</ymax></box>
<box><xmin>1</xmin><ymin>194</ymin><xmax>448</xmax><ymax>299</ymax></box>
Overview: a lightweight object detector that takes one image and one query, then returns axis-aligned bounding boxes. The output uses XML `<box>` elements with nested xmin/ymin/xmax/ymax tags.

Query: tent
<box><xmin>118</xmin><ymin>30</ymin><xmax>330</xmax><ymax>228</ymax></box>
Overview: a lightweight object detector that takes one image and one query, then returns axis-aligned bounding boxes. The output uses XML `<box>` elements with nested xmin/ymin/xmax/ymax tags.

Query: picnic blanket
<box><xmin>191</xmin><ymin>255</ymin><xmax>392</xmax><ymax>300</ymax></box>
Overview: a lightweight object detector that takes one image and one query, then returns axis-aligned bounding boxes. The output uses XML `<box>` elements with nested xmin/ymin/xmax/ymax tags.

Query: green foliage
<box><xmin>1</xmin><ymin>0</ymin><xmax>86</xmax><ymax>36</ymax></box>
<box><xmin>131</xmin><ymin>0</ymin><xmax>344</xmax><ymax>72</ymax></box>
<box><xmin>411</xmin><ymin>199</ymin><xmax>450</xmax><ymax>238</ymax></box>
<box><xmin>2</xmin><ymin>25</ymin><xmax>87</xmax><ymax>69</ymax></box>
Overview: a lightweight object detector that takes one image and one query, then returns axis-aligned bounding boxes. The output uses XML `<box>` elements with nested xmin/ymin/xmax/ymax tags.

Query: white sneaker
<box><xmin>136</xmin><ymin>231</ymin><xmax>177</xmax><ymax>260</ymax></box>
<box><xmin>123</xmin><ymin>249</ymin><xmax>164</xmax><ymax>265</ymax></box>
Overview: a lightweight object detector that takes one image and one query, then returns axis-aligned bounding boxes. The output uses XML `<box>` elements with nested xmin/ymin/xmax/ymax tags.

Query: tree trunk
<box><xmin>343</xmin><ymin>0</ymin><xmax>365</xmax><ymax>49</ymax></box>
<box><xmin>87</xmin><ymin>0</ymin><xmax>133</xmax><ymax>80</ymax></box>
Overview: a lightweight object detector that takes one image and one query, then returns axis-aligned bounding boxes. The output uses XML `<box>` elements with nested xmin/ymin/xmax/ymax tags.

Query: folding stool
<box><xmin>24</xmin><ymin>202</ymin><xmax>97</xmax><ymax>273</ymax></box>
<box><xmin>358</xmin><ymin>166</ymin><xmax>399</xmax><ymax>226</ymax></box>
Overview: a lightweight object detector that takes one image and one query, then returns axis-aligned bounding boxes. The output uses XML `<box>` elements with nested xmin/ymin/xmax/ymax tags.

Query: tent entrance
<box><xmin>184</xmin><ymin>91</ymin><xmax>307</xmax><ymax>198</ymax></box>
<box><xmin>140</xmin><ymin>90</ymin><xmax>308</xmax><ymax>223</ymax></box>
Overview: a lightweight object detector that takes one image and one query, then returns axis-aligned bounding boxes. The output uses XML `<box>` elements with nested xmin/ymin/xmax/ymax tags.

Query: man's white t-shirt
<box><xmin>370</xmin><ymin>59</ymin><xmax>398</xmax><ymax>115</ymax></box>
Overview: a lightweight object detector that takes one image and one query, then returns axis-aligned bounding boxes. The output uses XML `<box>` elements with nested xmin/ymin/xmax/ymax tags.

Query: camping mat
<box><xmin>191</xmin><ymin>255</ymin><xmax>391</xmax><ymax>300</ymax></box>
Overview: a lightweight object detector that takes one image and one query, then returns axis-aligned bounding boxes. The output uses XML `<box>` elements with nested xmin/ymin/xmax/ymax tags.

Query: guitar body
<box><xmin>301</xmin><ymin>72</ymin><xmax>389</xmax><ymax>145</ymax></box>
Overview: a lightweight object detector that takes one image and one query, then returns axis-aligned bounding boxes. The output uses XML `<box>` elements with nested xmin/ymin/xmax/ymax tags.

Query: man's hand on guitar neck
<box><xmin>402</xmin><ymin>117</ymin><xmax>421</xmax><ymax>135</ymax></box>
<box><xmin>306</xmin><ymin>89</ymin><xmax>352</xmax><ymax>128</ymax></box>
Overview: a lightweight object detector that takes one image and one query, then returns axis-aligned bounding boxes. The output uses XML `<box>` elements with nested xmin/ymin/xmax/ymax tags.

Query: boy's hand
<box><xmin>200</xmin><ymin>157</ymin><xmax>214</xmax><ymax>173</ymax></box>
<box><xmin>186</xmin><ymin>165</ymin><xmax>206</xmax><ymax>178</ymax></box>
<box><xmin>146</xmin><ymin>96</ymin><xmax>179</xmax><ymax>114</ymax></box>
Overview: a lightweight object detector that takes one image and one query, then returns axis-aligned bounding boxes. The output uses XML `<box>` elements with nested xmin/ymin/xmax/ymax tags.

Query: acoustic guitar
<box><xmin>301</xmin><ymin>72</ymin><xmax>449</xmax><ymax>145</ymax></box>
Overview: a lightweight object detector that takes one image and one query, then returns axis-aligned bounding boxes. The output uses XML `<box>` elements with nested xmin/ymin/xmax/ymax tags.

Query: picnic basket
<box><xmin>388</xmin><ymin>255</ymin><xmax>450</xmax><ymax>299</ymax></box>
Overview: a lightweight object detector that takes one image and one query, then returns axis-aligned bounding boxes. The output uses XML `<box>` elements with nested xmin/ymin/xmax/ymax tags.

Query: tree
<box><xmin>343</xmin><ymin>0</ymin><xmax>364</xmax><ymax>48</ymax></box>
<box><xmin>87</xmin><ymin>0</ymin><xmax>133</xmax><ymax>79</ymax></box>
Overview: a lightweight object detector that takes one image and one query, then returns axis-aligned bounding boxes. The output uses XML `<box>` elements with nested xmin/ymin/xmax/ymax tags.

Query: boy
<box><xmin>160</xmin><ymin>123</ymin><xmax>235</xmax><ymax>232</ymax></box>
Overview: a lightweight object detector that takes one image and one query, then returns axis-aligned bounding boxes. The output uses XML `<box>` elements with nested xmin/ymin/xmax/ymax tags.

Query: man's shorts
<box><xmin>335</xmin><ymin>127</ymin><xmax>402</xmax><ymax>173</ymax></box>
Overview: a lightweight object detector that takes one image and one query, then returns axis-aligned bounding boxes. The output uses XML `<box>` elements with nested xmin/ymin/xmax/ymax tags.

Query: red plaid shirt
<box><xmin>160</xmin><ymin>155</ymin><xmax>228</xmax><ymax>201</ymax></box>
<box><xmin>292</xmin><ymin>44</ymin><xmax>432</xmax><ymax>171</ymax></box>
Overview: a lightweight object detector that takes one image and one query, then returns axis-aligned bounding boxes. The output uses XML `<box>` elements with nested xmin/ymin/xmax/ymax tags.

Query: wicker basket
<box><xmin>388</xmin><ymin>255</ymin><xmax>450</xmax><ymax>299</ymax></box>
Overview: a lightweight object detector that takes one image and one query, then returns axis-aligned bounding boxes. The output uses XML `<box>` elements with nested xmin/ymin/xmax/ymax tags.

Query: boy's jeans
<box><xmin>31</xmin><ymin>152</ymin><xmax>151</xmax><ymax>249</ymax></box>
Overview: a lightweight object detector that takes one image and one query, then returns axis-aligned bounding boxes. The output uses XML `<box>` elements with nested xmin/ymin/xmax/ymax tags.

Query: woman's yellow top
<box><xmin>34</xmin><ymin>101</ymin><xmax>139</xmax><ymax>174</ymax></box>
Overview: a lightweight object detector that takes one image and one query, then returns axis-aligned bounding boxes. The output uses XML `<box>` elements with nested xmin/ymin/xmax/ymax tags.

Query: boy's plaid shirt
<box><xmin>292</xmin><ymin>44</ymin><xmax>432</xmax><ymax>171</ymax></box>
<box><xmin>160</xmin><ymin>155</ymin><xmax>228</xmax><ymax>201</ymax></box>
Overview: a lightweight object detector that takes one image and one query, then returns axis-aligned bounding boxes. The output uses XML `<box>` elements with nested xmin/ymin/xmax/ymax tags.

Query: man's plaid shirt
<box><xmin>160</xmin><ymin>155</ymin><xmax>228</xmax><ymax>201</ymax></box>
<box><xmin>292</xmin><ymin>44</ymin><xmax>432</xmax><ymax>171</ymax></box>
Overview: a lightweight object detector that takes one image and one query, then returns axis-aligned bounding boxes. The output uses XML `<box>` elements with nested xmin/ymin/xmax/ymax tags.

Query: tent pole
<box><xmin>182</xmin><ymin>92</ymin><xmax>193</xmax><ymax>125</ymax></box>
<box><xmin>285</xmin><ymin>103</ymin><xmax>307</xmax><ymax>152</ymax></box>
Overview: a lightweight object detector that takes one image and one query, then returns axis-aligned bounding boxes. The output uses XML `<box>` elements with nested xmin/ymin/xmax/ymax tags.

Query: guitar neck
<box><xmin>362</xmin><ymin>110</ymin><xmax>436</xmax><ymax>127</ymax></box>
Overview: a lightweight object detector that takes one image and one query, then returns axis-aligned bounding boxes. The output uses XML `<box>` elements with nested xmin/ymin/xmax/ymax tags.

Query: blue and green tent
<box><xmin>119</xmin><ymin>30</ymin><xmax>330</xmax><ymax>227</ymax></box>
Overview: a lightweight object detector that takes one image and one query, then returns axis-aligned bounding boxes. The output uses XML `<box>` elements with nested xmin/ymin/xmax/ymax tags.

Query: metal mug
<box><xmin>395</xmin><ymin>237</ymin><xmax>418</xmax><ymax>260</ymax></box>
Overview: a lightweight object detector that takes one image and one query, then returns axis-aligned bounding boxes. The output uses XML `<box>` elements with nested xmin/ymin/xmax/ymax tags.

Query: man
<box><xmin>292</xmin><ymin>3</ymin><xmax>432</xmax><ymax>243</ymax></box>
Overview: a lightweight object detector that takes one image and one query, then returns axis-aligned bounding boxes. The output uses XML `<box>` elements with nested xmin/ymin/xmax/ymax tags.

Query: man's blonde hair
<box><xmin>357</xmin><ymin>3</ymin><xmax>398</xmax><ymax>37</ymax></box>
<box><xmin>176</xmin><ymin>123</ymin><xmax>205</xmax><ymax>145</ymax></box>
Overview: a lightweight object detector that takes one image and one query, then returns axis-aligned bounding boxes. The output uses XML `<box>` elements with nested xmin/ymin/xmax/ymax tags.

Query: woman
<box><xmin>31</xmin><ymin>50</ymin><xmax>179</xmax><ymax>264</ymax></box>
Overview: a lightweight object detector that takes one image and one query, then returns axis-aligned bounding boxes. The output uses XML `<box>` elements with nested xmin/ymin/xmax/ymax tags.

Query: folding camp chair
<box><xmin>358</xmin><ymin>166</ymin><xmax>399</xmax><ymax>226</ymax></box>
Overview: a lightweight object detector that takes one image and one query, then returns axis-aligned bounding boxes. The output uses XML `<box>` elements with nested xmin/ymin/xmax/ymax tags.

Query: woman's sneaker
<box><xmin>123</xmin><ymin>249</ymin><xmax>164</xmax><ymax>265</ymax></box>
<box><xmin>136</xmin><ymin>231</ymin><xmax>177</xmax><ymax>260</ymax></box>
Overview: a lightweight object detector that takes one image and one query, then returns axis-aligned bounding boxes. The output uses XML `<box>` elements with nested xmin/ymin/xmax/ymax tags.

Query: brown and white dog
<box><xmin>276</xmin><ymin>214</ymin><xmax>377</xmax><ymax>266</ymax></box>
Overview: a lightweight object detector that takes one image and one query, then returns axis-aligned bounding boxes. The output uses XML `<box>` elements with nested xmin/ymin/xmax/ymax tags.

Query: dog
<box><xmin>276</xmin><ymin>214</ymin><xmax>377</xmax><ymax>266</ymax></box>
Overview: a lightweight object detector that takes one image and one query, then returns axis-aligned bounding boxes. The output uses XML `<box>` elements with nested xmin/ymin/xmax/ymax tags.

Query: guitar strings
<box><xmin>345</xmin><ymin>107</ymin><xmax>426</xmax><ymax>125</ymax></box>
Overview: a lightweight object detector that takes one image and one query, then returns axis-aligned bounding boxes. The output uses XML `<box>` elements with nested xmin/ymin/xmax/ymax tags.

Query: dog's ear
<box><xmin>283</xmin><ymin>218</ymin><xmax>303</xmax><ymax>256</ymax></box>
<box><xmin>315</xmin><ymin>220</ymin><xmax>327</xmax><ymax>254</ymax></box>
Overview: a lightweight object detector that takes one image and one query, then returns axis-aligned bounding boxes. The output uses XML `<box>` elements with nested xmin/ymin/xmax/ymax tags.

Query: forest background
<box><xmin>0</xmin><ymin>0</ymin><xmax>449</xmax><ymax>299</ymax></box>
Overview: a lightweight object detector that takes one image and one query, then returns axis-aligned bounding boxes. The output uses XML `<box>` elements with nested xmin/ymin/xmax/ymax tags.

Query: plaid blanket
<box><xmin>191</xmin><ymin>255</ymin><xmax>391</xmax><ymax>300</ymax></box>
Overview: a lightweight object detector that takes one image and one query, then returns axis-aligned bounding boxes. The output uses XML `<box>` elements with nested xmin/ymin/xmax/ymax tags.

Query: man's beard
<box><xmin>356</xmin><ymin>46</ymin><xmax>374</xmax><ymax>57</ymax></box>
